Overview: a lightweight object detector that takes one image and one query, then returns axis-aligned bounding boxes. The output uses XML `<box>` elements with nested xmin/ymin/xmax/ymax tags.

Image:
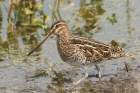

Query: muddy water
<box><xmin>0</xmin><ymin>0</ymin><xmax>140</xmax><ymax>93</ymax></box>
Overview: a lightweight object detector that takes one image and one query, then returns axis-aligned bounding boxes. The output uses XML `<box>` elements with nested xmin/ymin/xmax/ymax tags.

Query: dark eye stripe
<box><xmin>56</xmin><ymin>24</ymin><xmax>60</xmax><ymax>28</ymax></box>
<box><xmin>51</xmin><ymin>21</ymin><xmax>67</xmax><ymax>30</ymax></box>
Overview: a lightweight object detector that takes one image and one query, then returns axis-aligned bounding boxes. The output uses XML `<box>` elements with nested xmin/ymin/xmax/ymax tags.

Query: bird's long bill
<box><xmin>27</xmin><ymin>31</ymin><xmax>53</xmax><ymax>56</ymax></box>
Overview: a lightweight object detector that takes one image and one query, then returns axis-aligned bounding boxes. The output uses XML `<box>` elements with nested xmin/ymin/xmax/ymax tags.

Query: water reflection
<box><xmin>71</xmin><ymin>0</ymin><xmax>105</xmax><ymax>37</ymax></box>
<box><xmin>0</xmin><ymin>0</ymin><xmax>139</xmax><ymax>93</ymax></box>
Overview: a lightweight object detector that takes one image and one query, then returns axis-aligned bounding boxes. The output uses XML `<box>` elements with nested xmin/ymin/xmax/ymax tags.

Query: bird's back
<box><xmin>68</xmin><ymin>37</ymin><xmax>129</xmax><ymax>65</ymax></box>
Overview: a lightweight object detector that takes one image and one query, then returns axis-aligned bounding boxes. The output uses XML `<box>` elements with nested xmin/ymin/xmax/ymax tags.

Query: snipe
<box><xmin>27</xmin><ymin>20</ymin><xmax>133</xmax><ymax>85</ymax></box>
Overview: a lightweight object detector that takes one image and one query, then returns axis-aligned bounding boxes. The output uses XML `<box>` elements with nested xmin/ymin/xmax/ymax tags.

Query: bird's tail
<box><xmin>124</xmin><ymin>52</ymin><xmax>134</xmax><ymax>60</ymax></box>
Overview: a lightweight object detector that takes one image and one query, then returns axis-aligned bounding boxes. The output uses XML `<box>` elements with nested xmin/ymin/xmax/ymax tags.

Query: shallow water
<box><xmin>0</xmin><ymin>0</ymin><xmax>140</xmax><ymax>93</ymax></box>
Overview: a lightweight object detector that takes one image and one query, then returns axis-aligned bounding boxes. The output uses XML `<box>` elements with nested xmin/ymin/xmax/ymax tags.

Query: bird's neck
<box><xmin>56</xmin><ymin>30</ymin><xmax>72</xmax><ymax>45</ymax></box>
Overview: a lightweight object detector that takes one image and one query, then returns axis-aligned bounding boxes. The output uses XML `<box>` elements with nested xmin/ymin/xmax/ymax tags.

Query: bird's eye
<box><xmin>56</xmin><ymin>24</ymin><xmax>59</xmax><ymax>28</ymax></box>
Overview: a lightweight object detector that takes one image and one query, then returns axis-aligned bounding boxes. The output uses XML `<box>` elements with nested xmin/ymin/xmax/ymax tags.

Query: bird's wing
<box><xmin>70</xmin><ymin>37</ymin><xmax>127</xmax><ymax>63</ymax></box>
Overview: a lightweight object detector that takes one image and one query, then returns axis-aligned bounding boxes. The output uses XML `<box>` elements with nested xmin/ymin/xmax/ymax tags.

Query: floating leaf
<box><xmin>40</xmin><ymin>24</ymin><xmax>47</xmax><ymax>29</ymax></box>
<box><xmin>32</xmin><ymin>19</ymin><xmax>42</xmax><ymax>24</ymax></box>
<box><xmin>107</xmin><ymin>13</ymin><xmax>117</xmax><ymax>24</ymax></box>
<box><xmin>32</xmin><ymin>19</ymin><xmax>48</xmax><ymax>28</ymax></box>
<box><xmin>45</xmin><ymin>16</ymin><xmax>50</xmax><ymax>20</ymax></box>
<box><xmin>21</xmin><ymin>19</ymin><xmax>48</xmax><ymax>29</ymax></box>
<box><xmin>40</xmin><ymin>15</ymin><xmax>50</xmax><ymax>21</ymax></box>
<box><xmin>121</xmin><ymin>43</ymin><xmax>127</xmax><ymax>48</ymax></box>
<box><xmin>20</xmin><ymin>23</ymin><xmax>29</xmax><ymax>26</ymax></box>
<box><xmin>21</xmin><ymin>19</ymin><xmax>42</xmax><ymax>26</ymax></box>
<box><xmin>110</xmin><ymin>40</ymin><xmax>119</xmax><ymax>46</ymax></box>
<box><xmin>25</xmin><ymin>8</ymin><xmax>33</xmax><ymax>15</ymax></box>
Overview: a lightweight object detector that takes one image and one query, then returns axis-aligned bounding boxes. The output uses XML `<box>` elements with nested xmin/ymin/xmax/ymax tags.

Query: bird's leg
<box><xmin>73</xmin><ymin>69</ymin><xmax>88</xmax><ymax>85</ymax></box>
<box><xmin>95</xmin><ymin>64</ymin><xmax>101</xmax><ymax>80</ymax></box>
<box><xmin>124</xmin><ymin>61</ymin><xmax>129</xmax><ymax>72</ymax></box>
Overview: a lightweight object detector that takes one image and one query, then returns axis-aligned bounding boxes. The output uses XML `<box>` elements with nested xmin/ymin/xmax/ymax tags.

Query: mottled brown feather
<box><xmin>28</xmin><ymin>20</ymin><xmax>133</xmax><ymax>67</ymax></box>
<box><xmin>71</xmin><ymin>37</ymin><xmax>127</xmax><ymax>60</ymax></box>
<box><xmin>27</xmin><ymin>20</ymin><xmax>133</xmax><ymax>85</ymax></box>
<box><xmin>56</xmin><ymin>30</ymin><xmax>128</xmax><ymax>67</ymax></box>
